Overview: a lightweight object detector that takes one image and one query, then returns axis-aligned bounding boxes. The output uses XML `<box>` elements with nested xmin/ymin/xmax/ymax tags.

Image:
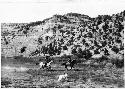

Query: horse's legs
<box><xmin>48</xmin><ymin>66</ymin><xmax>51</xmax><ymax>69</ymax></box>
<box><xmin>70</xmin><ymin>66</ymin><xmax>72</xmax><ymax>70</ymax></box>
<box><xmin>42</xmin><ymin>65</ymin><xmax>45</xmax><ymax>69</ymax></box>
<box><xmin>39</xmin><ymin>66</ymin><xmax>42</xmax><ymax>70</ymax></box>
<box><xmin>70</xmin><ymin>64</ymin><xmax>74</xmax><ymax>70</ymax></box>
<box><xmin>65</xmin><ymin>65</ymin><xmax>68</xmax><ymax>70</ymax></box>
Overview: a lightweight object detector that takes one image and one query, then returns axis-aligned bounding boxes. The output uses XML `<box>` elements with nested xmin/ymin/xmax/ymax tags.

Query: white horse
<box><xmin>39</xmin><ymin>62</ymin><xmax>45</xmax><ymax>69</ymax></box>
<box><xmin>36</xmin><ymin>60</ymin><xmax>53</xmax><ymax>69</ymax></box>
<box><xmin>57</xmin><ymin>73</ymin><xmax>68</xmax><ymax>82</ymax></box>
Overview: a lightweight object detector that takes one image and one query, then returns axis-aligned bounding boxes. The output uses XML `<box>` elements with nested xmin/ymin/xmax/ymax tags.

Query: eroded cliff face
<box><xmin>1</xmin><ymin>11</ymin><xmax>124</xmax><ymax>58</ymax></box>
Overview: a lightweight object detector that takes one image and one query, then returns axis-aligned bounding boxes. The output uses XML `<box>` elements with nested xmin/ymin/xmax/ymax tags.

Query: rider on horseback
<box><xmin>44</xmin><ymin>56</ymin><xmax>51</xmax><ymax>67</ymax></box>
<box><xmin>62</xmin><ymin>55</ymin><xmax>77</xmax><ymax>70</ymax></box>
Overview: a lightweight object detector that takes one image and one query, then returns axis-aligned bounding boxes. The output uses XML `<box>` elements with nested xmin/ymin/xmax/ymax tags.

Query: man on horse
<box><xmin>62</xmin><ymin>55</ymin><xmax>77</xmax><ymax>70</ymax></box>
<box><xmin>44</xmin><ymin>56</ymin><xmax>50</xmax><ymax>67</ymax></box>
<box><xmin>44</xmin><ymin>55</ymin><xmax>53</xmax><ymax>69</ymax></box>
<box><xmin>44</xmin><ymin>56</ymin><xmax>52</xmax><ymax>67</ymax></box>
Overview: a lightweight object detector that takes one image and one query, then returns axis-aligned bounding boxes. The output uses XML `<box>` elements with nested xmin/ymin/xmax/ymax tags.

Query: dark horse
<box><xmin>62</xmin><ymin>60</ymin><xmax>77</xmax><ymax>70</ymax></box>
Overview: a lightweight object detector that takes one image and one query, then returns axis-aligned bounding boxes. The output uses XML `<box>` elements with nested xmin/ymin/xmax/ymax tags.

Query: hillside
<box><xmin>1</xmin><ymin>11</ymin><xmax>124</xmax><ymax>59</ymax></box>
<box><xmin>1</xmin><ymin>11</ymin><xmax>124</xmax><ymax>88</ymax></box>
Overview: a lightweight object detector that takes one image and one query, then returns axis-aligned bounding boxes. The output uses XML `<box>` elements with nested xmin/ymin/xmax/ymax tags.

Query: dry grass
<box><xmin>1</xmin><ymin>58</ymin><xmax>124</xmax><ymax>88</ymax></box>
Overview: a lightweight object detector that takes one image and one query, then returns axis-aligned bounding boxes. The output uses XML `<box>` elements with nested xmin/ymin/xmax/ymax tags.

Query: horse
<box><xmin>36</xmin><ymin>60</ymin><xmax>53</xmax><ymax>69</ymax></box>
<box><xmin>45</xmin><ymin>60</ymin><xmax>53</xmax><ymax>69</ymax></box>
<box><xmin>62</xmin><ymin>60</ymin><xmax>77</xmax><ymax>70</ymax></box>
<box><xmin>57</xmin><ymin>73</ymin><xmax>68</xmax><ymax>82</ymax></box>
<box><xmin>36</xmin><ymin>61</ymin><xmax>45</xmax><ymax>69</ymax></box>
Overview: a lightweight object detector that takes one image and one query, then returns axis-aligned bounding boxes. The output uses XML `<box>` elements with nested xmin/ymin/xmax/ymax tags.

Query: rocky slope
<box><xmin>1</xmin><ymin>11</ymin><xmax>124</xmax><ymax>59</ymax></box>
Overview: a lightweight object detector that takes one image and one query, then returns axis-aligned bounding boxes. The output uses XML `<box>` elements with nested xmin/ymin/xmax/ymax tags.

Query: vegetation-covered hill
<box><xmin>1</xmin><ymin>11</ymin><xmax>124</xmax><ymax>60</ymax></box>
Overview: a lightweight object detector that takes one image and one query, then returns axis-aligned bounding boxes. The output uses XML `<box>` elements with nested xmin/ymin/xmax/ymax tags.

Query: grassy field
<box><xmin>1</xmin><ymin>57</ymin><xmax>124</xmax><ymax>88</ymax></box>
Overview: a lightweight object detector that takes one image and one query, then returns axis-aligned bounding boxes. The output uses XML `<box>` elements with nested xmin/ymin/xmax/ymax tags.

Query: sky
<box><xmin>0</xmin><ymin>0</ymin><xmax>125</xmax><ymax>23</ymax></box>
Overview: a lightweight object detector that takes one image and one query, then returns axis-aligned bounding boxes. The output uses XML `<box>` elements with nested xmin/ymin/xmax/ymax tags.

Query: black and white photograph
<box><xmin>0</xmin><ymin>0</ymin><xmax>125</xmax><ymax>88</ymax></box>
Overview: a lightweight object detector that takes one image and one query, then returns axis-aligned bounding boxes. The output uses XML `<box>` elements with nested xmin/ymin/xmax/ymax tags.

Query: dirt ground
<box><xmin>1</xmin><ymin>57</ymin><xmax>124</xmax><ymax>88</ymax></box>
